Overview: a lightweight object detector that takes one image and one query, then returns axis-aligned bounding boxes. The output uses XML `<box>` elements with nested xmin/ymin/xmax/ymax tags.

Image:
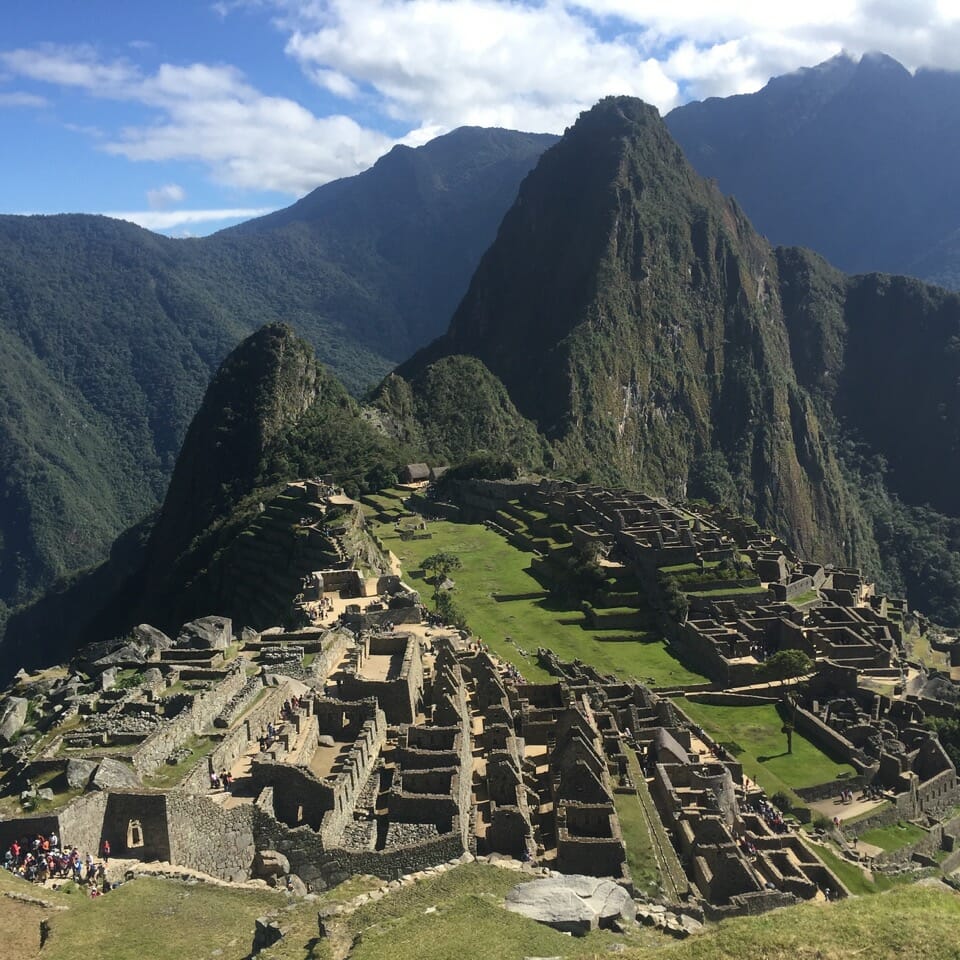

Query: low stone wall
<box><xmin>791</xmin><ymin>705</ymin><xmax>870</xmax><ymax>773</ymax></box>
<box><xmin>686</xmin><ymin>692</ymin><xmax>779</xmax><ymax>707</ymax></box>
<box><xmin>794</xmin><ymin>775</ymin><xmax>870</xmax><ymax>803</ymax></box>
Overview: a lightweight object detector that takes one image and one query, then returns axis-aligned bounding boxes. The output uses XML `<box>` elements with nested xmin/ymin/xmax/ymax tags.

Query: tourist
<box><xmin>101</xmin><ymin>839</ymin><xmax>111</xmax><ymax>862</ymax></box>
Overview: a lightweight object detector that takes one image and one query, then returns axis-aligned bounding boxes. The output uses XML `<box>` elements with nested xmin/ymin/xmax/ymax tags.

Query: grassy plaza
<box><xmin>374</xmin><ymin>516</ymin><xmax>707</xmax><ymax>687</ymax></box>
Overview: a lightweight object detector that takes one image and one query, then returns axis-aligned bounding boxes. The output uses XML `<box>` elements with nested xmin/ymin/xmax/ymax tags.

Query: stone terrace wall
<box><xmin>131</xmin><ymin>664</ymin><xmax>246</xmax><ymax>776</ymax></box>
<box><xmin>179</xmin><ymin>682</ymin><xmax>293</xmax><ymax>795</ymax></box>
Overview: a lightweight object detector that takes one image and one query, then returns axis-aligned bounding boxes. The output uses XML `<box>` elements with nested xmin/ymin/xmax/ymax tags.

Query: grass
<box><xmin>859</xmin><ymin>821</ymin><xmax>928</xmax><ymax>852</ymax></box>
<box><xmin>675</xmin><ymin>700</ymin><xmax>855</xmax><ymax>799</ymax></box>
<box><xmin>810</xmin><ymin>841</ymin><xmax>920</xmax><ymax>896</ymax></box>
<box><xmin>614</xmin><ymin>751</ymin><xmax>687</xmax><ymax>899</ymax></box>
<box><xmin>788</xmin><ymin>590</ymin><xmax>820</xmax><ymax>606</ymax></box>
<box><xmin>379</xmin><ymin>518</ymin><xmax>707</xmax><ymax>687</ymax></box>
<box><xmin>342</xmin><ymin>863</ymin><xmax>660</xmax><ymax>960</ymax></box>
<box><xmin>5</xmin><ymin>859</ymin><xmax>957</xmax><ymax>960</ymax></box>
<box><xmin>613</xmin><ymin>788</ymin><xmax>661</xmax><ymax>896</ymax></box>
<box><xmin>0</xmin><ymin>766</ymin><xmax>84</xmax><ymax>817</ymax></box>
<box><xmin>623</xmin><ymin>882</ymin><xmax>960</xmax><ymax>959</ymax></box>
<box><xmin>684</xmin><ymin>585</ymin><xmax>770</xmax><ymax>598</ymax></box>
<box><xmin>141</xmin><ymin>734</ymin><xmax>217</xmax><ymax>789</ymax></box>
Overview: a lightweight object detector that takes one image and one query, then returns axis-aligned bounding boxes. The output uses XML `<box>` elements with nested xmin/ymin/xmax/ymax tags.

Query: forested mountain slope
<box><xmin>0</xmin><ymin>127</ymin><xmax>555</xmax><ymax>618</ymax></box>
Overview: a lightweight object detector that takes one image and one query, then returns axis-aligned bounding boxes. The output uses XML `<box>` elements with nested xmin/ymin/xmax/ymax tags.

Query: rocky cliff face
<box><xmin>404</xmin><ymin>98</ymin><xmax>862</xmax><ymax>562</ymax></box>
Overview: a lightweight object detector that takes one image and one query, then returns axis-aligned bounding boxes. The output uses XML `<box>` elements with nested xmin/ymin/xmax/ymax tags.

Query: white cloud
<box><xmin>276</xmin><ymin>0</ymin><xmax>960</xmax><ymax>115</ymax></box>
<box><xmin>284</xmin><ymin>0</ymin><xmax>681</xmax><ymax>129</ymax></box>
<box><xmin>146</xmin><ymin>183</ymin><xmax>186</xmax><ymax>208</ymax></box>
<box><xmin>0</xmin><ymin>44</ymin><xmax>393</xmax><ymax>194</ymax></box>
<box><xmin>0</xmin><ymin>91</ymin><xmax>48</xmax><ymax>108</ymax></box>
<box><xmin>102</xmin><ymin>207</ymin><xmax>274</xmax><ymax>231</ymax></box>
<box><xmin>7</xmin><ymin>2</ymin><xmax>960</xmax><ymax>204</ymax></box>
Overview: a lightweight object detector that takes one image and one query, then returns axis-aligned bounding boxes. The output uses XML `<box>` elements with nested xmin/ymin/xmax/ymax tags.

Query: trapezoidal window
<box><xmin>126</xmin><ymin>819</ymin><xmax>144</xmax><ymax>849</ymax></box>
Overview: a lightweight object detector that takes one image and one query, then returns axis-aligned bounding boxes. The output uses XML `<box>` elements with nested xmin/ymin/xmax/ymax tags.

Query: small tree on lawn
<box><xmin>422</xmin><ymin>552</ymin><xmax>462</xmax><ymax>606</ymax></box>
<box><xmin>761</xmin><ymin>649</ymin><xmax>814</xmax><ymax>687</ymax></box>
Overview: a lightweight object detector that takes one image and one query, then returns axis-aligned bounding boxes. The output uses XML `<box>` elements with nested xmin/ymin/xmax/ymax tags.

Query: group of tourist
<box><xmin>209</xmin><ymin>769</ymin><xmax>235</xmax><ymax>791</ymax></box>
<box><xmin>743</xmin><ymin>798</ymin><xmax>791</xmax><ymax>835</ymax></box>
<box><xmin>3</xmin><ymin>832</ymin><xmax>110</xmax><ymax>893</ymax></box>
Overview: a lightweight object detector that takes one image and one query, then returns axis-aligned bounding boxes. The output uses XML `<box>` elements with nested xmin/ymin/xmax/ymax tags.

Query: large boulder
<box><xmin>92</xmin><ymin>644</ymin><xmax>146</xmax><ymax>670</ymax></box>
<box><xmin>89</xmin><ymin>758</ymin><xmax>140</xmax><ymax>791</ymax></box>
<box><xmin>131</xmin><ymin>624</ymin><xmax>174</xmax><ymax>658</ymax></box>
<box><xmin>0</xmin><ymin>697</ymin><xmax>29</xmax><ymax>745</ymax></box>
<box><xmin>253</xmin><ymin>849</ymin><xmax>290</xmax><ymax>879</ymax></box>
<box><xmin>177</xmin><ymin>616</ymin><xmax>233</xmax><ymax>651</ymax></box>
<box><xmin>65</xmin><ymin>758</ymin><xmax>99</xmax><ymax>789</ymax></box>
<box><xmin>504</xmin><ymin>875</ymin><xmax>635</xmax><ymax>936</ymax></box>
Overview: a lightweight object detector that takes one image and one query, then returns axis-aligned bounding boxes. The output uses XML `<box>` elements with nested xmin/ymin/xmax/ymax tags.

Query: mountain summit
<box><xmin>403</xmin><ymin>97</ymin><xmax>858</xmax><ymax>562</ymax></box>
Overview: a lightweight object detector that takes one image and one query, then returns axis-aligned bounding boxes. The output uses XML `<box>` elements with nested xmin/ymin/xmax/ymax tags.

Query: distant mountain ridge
<box><xmin>666</xmin><ymin>52</ymin><xmax>960</xmax><ymax>287</ymax></box>
<box><xmin>0</xmin><ymin>126</ymin><xmax>556</xmax><ymax>617</ymax></box>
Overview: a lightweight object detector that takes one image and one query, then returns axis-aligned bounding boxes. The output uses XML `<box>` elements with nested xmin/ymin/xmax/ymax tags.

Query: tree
<box><xmin>422</xmin><ymin>552</ymin><xmax>463</xmax><ymax>605</ymax></box>
<box><xmin>781</xmin><ymin>721</ymin><xmax>795</xmax><ymax>755</ymax></box>
<box><xmin>761</xmin><ymin>649</ymin><xmax>814</xmax><ymax>687</ymax></box>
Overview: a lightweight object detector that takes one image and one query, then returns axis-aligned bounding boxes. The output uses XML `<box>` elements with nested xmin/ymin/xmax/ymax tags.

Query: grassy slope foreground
<box><xmin>3</xmin><ymin>863</ymin><xmax>959</xmax><ymax>960</ymax></box>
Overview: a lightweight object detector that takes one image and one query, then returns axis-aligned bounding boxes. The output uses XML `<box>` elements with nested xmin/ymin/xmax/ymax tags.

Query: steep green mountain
<box><xmin>400</xmin><ymin>97</ymin><xmax>960</xmax><ymax>621</ymax></box>
<box><xmin>404</xmin><ymin>98</ymin><xmax>865</xmax><ymax>565</ymax></box>
<box><xmin>0</xmin><ymin>127</ymin><xmax>555</xmax><ymax>613</ymax></box>
<box><xmin>665</xmin><ymin>52</ymin><xmax>960</xmax><ymax>287</ymax></box>
<box><xmin>373</xmin><ymin>355</ymin><xmax>551</xmax><ymax>468</ymax></box>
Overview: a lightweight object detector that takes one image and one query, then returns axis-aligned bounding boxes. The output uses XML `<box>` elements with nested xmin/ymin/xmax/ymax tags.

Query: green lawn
<box><xmin>380</xmin><ymin>519</ymin><xmax>706</xmax><ymax>687</ymax></box>
<box><xmin>344</xmin><ymin>863</ymin><xmax>659</xmax><ymax>960</ymax></box>
<box><xmin>859</xmin><ymin>821</ymin><xmax>928</xmax><ymax>853</ymax></box>
<box><xmin>675</xmin><ymin>700</ymin><xmax>855</xmax><ymax>798</ymax></box>
<box><xmin>810</xmin><ymin>841</ymin><xmax>920</xmax><ymax>897</ymax></box>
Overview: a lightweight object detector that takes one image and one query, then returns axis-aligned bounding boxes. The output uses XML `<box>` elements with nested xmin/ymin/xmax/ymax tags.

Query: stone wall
<box><xmin>130</xmin><ymin>664</ymin><xmax>246</xmax><ymax>775</ymax></box>
<box><xmin>791</xmin><ymin>705</ymin><xmax>871</xmax><ymax>773</ymax></box>
<box><xmin>103</xmin><ymin>792</ymin><xmax>171</xmax><ymax>861</ymax></box>
<box><xmin>166</xmin><ymin>793</ymin><xmax>257</xmax><ymax>883</ymax></box>
<box><xmin>57</xmin><ymin>790</ymin><xmax>109</xmax><ymax>854</ymax></box>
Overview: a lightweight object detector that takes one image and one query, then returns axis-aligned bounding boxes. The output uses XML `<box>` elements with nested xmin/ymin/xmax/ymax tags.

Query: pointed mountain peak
<box><xmin>146</xmin><ymin>322</ymin><xmax>320</xmax><ymax>571</ymax></box>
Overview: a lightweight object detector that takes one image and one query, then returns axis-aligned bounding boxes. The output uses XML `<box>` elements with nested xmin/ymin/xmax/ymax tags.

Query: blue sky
<box><xmin>3</xmin><ymin>0</ymin><xmax>959</xmax><ymax>236</ymax></box>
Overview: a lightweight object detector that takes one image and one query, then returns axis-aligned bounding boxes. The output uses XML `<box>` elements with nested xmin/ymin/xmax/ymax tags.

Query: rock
<box><xmin>252</xmin><ymin>917</ymin><xmax>283</xmax><ymax>954</ymax></box>
<box><xmin>0</xmin><ymin>697</ymin><xmax>29</xmax><ymax>745</ymax></box>
<box><xmin>89</xmin><ymin>758</ymin><xmax>140</xmax><ymax>791</ymax></box>
<box><xmin>177</xmin><ymin>616</ymin><xmax>233</xmax><ymax>651</ymax></box>
<box><xmin>131</xmin><ymin>624</ymin><xmax>174</xmax><ymax>657</ymax></box>
<box><xmin>678</xmin><ymin>915</ymin><xmax>703</xmax><ymax>935</ymax></box>
<box><xmin>318</xmin><ymin>734</ymin><xmax>336</xmax><ymax>747</ymax></box>
<box><xmin>241</xmin><ymin>626</ymin><xmax>260</xmax><ymax>644</ymax></box>
<box><xmin>504</xmin><ymin>876</ymin><xmax>635</xmax><ymax>936</ymax></box>
<box><xmin>100</xmin><ymin>668</ymin><xmax>119</xmax><ymax>691</ymax></box>
<box><xmin>37</xmin><ymin>788</ymin><xmax>55</xmax><ymax>801</ymax></box>
<box><xmin>92</xmin><ymin>645</ymin><xmax>146</xmax><ymax>670</ymax></box>
<box><xmin>253</xmin><ymin>850</ymin><xmax>290</xmax><ymax>879</ymax></box>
